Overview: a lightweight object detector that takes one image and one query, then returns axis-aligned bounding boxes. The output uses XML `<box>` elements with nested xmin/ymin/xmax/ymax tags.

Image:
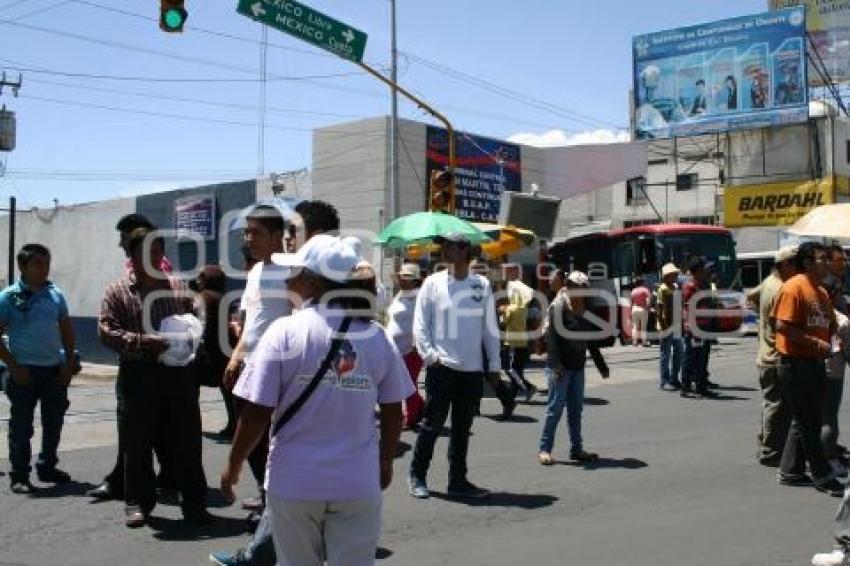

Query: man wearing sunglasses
<box><xmin>408</xmin><ymin>233</ymin><xmax>501</xmax><ymax>500</ymax></box>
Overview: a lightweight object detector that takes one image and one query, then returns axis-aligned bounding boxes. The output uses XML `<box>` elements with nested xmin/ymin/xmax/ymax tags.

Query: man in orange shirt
<box><xmin>772</xmin><ymin>242</ymin><xmax>844</xmax><ymax>496</ymax></box>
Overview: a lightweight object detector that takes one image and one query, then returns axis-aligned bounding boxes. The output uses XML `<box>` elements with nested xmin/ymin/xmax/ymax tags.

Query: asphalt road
<box><xmin>0</xmin><ymin>337</ymin><xmax>845</xmax><ymax>566</ymax></box>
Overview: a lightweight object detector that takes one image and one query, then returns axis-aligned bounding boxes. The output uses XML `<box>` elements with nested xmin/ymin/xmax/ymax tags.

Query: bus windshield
<box><xmin>657</xmin><ymin>233</ymin><xmax>737</xmax><ymax>287</ymax></box>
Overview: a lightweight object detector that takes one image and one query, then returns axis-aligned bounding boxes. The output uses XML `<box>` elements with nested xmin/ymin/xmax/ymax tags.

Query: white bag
<box><xmin>157</xmin><ymin>314</ymin><xmax>203</xmax><ymax>367</ymax></box>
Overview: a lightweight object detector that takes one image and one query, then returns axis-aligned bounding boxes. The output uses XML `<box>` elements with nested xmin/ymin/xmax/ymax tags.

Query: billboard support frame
<box><xmin>805</xmin><ymin>32</ymin><xmax>850</xmax><ymax>117</ymax></box>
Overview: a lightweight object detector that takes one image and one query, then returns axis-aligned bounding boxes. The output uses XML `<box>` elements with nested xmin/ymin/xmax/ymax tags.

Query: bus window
<box><xmin>739</xmin><ymin>263</ymin><xmax>761</xmax><ymax>290</ymax></box>
<box><xmin>638</xmin><ymin>238</ymin><xmax>658</xmax><ymax>274</ymax></box>
<box><xmin>614</xmin><ymin>241</ymin><xmax>637</xmax><ymax>277</ymax></box>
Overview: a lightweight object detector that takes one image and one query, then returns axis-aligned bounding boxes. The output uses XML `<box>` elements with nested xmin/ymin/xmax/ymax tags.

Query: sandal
<box><xmin>538</xmin><ymin>452</ymin><xmax>553</xmax><ymax>466</ymax></box>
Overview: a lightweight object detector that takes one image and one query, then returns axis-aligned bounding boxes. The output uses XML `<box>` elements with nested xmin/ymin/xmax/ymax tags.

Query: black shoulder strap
<box><xmin>272</xmin><ymin>316</ymin><xmax>353</xmax><ymax>437</ymax></box>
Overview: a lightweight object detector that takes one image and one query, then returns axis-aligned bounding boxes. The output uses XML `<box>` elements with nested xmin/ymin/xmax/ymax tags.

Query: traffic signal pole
<box><xmin>357</xmin><ymin>61</ymin><xmax>456</xmax><ymax>189</ymax></box>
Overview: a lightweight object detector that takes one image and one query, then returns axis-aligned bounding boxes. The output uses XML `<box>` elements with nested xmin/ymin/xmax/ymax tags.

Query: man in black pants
<box><xmin>98</xmin><ymin>228</ymin><xmax>210</xmax><ymax>527</ymax></box>
<box><xmin>773</xmin><ymin>242</ymin><xmax>844</xmax><ymax>497</ymax></box>
<box><xmin>408</xmin><ymin>233</ymin><xmax>502</xmax><ymax>500</ymax></box>
<box><xmin>88</xmin><ymin>213</ymin><xmax>175</xmax><ymax>501</ymax></box>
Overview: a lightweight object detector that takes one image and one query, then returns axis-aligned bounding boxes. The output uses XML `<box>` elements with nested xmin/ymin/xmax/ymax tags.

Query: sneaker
<box><xmin>124</xmin><ymin>506</ymin><xmax>147</xmax><ymax>528</ymax></box>
<box><xmin>36</xmin><ymin>467</ymin><xmax>71</xmax><ymax>484</ymax></box>
<box><xmin>10</xmin><ymin>479</ymin><xmax>34</xmax><ymax>494</ymax></box>
<box><xmin>570</xmin><ymin>449</ymin><xmax>599</xmax><ymax>462</ymax></box>
<box><xmin>447</xmin><ymin>479</ymin><xmax>490</xmax><ymax>499</ymax></box>
<box><xmin>811</xmin><ymin>549</ymin><xmax>846</xmax><ymax>566</ymax></box>
<box><xmin>777</xmin><ymin>472</ymin><xmax>812</xmax><ymax>486</ymax></box>
<box><xmin>668</xmin><ymin>380</ymin><xmax>682</xmax><ymax>390</ymax></box>
<box><xmin>500</xmin><ymin>398</ymin><xmax>516</xmax><ymax>421</ymax></box>
<box><xmin>209</xmin><ymin>550</ymin><xmax>247</xmax><ymax>566</ymax></box>
<box><xmin>816</xmin><ymin>478</ymin><xmax>846</xmax><ymax>497</ymax></box>
<box><xmin>706</xmin><ymin>380</ymin><xmax>721</xmax><ymax>389</ymax></box>
<box><xmin>407</xmin><ymin>476</ymin><xmax>429</xmax><ymax>499</ymax></box>
<box><xmin>830</xmin><ymin>458</ymin><xmax>849</xmax><ymax>479</ymax></box>
<box><xmin>240</xmin><ymin>495</ymin><xmax>264</xmax><ymax>512</ymax></box>
<box><xmin>758</xmin><ymin>454</ymin><xmax>781</xmax><ymax>467</ymax></box>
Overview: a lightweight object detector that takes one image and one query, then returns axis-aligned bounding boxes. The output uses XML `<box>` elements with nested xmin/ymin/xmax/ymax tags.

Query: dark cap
<box><xmin>435</xmin><ymin>232</ymin><xmax>471</xmax><ymax>246</ymax></box>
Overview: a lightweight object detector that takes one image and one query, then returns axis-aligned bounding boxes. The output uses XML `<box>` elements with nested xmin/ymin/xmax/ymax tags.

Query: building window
<box><xmin>678</xmin><ymin>215</ymin><xmax>716</xmax><ymax>225</ymax></box>
<box><xmin>623</xmin><ymin>219</ymin><xmax>662</xmax><ymax>228</ymax></box>
<box><xmin>626</xmin><ymin>176</ymin><xmax>647</xmax><ymax>205</ymax></box>
<box><xmin>676</xmin><ymin>173</ymin><xmax>698</xmax><ymax>191</ymax></box>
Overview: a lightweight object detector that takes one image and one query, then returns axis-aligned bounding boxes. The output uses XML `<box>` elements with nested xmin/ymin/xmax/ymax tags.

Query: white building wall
<box><xmin>0</xmin><ymin>198</ymin><xmax>133</xmax><ymax>317</ymax></box>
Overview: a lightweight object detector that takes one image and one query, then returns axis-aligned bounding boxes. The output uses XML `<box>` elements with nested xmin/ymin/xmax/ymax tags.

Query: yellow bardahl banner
<box><xmin>724</xmin><ymin>178</ymin><xmax>834</xmax><ymax>227</ymax></box>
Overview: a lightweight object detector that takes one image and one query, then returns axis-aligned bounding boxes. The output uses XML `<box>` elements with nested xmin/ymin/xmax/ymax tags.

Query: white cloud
<box><xmin>508</xmin><ymin>128</ymin><xmax>630</xmax><ymax>148</ymax></box>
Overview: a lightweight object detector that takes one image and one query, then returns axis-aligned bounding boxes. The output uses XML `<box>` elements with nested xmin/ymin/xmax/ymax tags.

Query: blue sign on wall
<box><xmin>633</xmin><ymin>7</ymin><xmax>808</xmax><ymax>140</ymax></box>
<box><xmin>174</xmin><ymin>195</ymin><xmax>216</xmax><ymax>240</ymax></box>
<box><xmin>426</xmin><ymin>126</ymin><xmax>521</xmax><ymax>223</ymax></box>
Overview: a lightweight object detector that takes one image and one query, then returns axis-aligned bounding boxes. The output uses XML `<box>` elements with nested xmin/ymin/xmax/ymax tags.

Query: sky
<box><xmin>0</xmin><ymin>0</ymin><xmax>767</xmax><ymax>207</ymax></box>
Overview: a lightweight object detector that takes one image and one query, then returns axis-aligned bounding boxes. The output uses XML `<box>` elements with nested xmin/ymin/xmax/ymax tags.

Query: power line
<box><xmin>67</xmin><ymin>0</ymin><xmax>335</xmax><ymax>59</ymax></box>
<box><xmin>23</xmin><ymin>76</ymin><xmax>363</xmax><ymax>119</ymax></box>
<box><xmin>0</xmin><ymin>19</ymin><xmax>390</xmax><ymax>100</ymax></box>
<box><xmin>7</xmin><ymin>0</ymin><xmax>71</xmax><ymax>21</ymax></box>
<box><xmin>402</xmin><ymin>51</ymin><xmax>627</xmax><ymax>131</ymax></box>
<box><xmin>0</xmin><ymin>0</ymin><xmax>30</xmax><ymax>12</ymax></box>
<box><xmin>18</xmin><ymin>92</ymin><xmax>398</xmax><ymax>143</ymax></box>
<box><xmin>0</xmin><ymin>59</ymin><xmax>365</xmax><ymax>83</ymax></box>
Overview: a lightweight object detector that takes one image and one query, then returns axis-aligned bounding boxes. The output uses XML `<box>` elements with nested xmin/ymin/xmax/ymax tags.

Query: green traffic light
<box><xmin>163</xmin><ymin>8</ymin><xmax>186</xmax><ymax>30</ymax></box>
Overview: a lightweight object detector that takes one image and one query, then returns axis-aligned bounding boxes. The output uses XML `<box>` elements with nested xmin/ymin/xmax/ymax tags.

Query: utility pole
<box><xmin>390</xmin><ymin>0</ymin><xmax>399</xmax><ymax>223</ymax></box>
<box><xmin>0</xmin><ymin>72</ymin><xmax>21</xmax><ymax>285</ymax></box>
<box><xmin>258</xmin><ymin>27</ymin><xmax>268</xmax><ymax>176</ymax></box>
<box><xmin>7</xmin><ymin>196</ymin><xmax>14</xmax><ymax>286</ymax></box>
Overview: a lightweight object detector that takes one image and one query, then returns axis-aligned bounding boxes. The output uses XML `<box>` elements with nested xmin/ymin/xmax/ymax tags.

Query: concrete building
<box><xmin>619</xmin><ymin>101</ymin><xmax>850</xmax><ymax>252</ymax></box>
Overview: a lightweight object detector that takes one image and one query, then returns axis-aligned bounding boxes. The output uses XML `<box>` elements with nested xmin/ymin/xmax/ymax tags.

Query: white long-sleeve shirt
<box><xmin>413</xmin><ymin>270</ymin><xmax>501</xmax><ymax>373</ymax></box>
<box><xmin>386</xmin><ymin>289</ymin><xmax>418</xmax><ymax>355</ymax></box>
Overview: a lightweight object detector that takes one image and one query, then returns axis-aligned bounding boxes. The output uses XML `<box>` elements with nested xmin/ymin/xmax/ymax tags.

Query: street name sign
<box><xmin>237</xmin><ymin>0</ymin><xmax>367</xmax><ymax>63</ymax></box>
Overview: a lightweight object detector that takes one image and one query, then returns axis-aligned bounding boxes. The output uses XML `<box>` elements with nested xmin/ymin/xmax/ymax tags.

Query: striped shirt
<box><xmin>98</xmin><ymin>273</ymin><xmax>194</xmax><ymax>361</ymax></box>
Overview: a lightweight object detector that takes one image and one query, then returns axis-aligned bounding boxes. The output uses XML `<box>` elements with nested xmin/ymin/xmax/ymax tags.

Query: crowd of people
<box><xmin>5</xmin><ymin>201</ymin><xmax>850</xmax><ymax>564</ymax></box>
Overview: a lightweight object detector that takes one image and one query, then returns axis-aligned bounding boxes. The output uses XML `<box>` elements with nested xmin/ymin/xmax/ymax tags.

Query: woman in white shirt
<box><xmin>387</xmin><ymin>263</ymin><xmax>425</xmax><ymax>429</ymax></box>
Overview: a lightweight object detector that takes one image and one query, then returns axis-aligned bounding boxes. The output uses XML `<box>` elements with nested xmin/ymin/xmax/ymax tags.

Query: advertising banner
<box><xmin>633</xmin><ymin>7</ymin><xmax>808</xmax><ymax>140</ymax></box>
<box><xmin>426</xmin><ymin>126</ymin><xmax>521</xmax><ymax>222</ymax></box>
<box><xmin>174</xmin><ymin>195</ymin><xmax>216</xmax><ymax>240</ymax></box>
<box><xmin>770</xmin><ymin>0</ymin><xmax>850</xmax><ymax>85</ymax></box>
<box><xmin>724</xmin><ymin>178</ymin><xmax>833</xmax><ymax>227</ymax></box>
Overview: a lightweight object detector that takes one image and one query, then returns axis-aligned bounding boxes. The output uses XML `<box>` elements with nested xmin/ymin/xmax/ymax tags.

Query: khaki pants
<box><xmin>631</xmin><ymin>306</ymin><xmax>649</xmax><ymax>344</ymax></box>
<box><xmin>758</xmin><ymin>365</ymin><xmax>790</xmax><ymax>462</ymax></box>
<box><xmin>268</xmin><ymin>494</ymin><xmax>382</xmax><ymax>566</ymax></box>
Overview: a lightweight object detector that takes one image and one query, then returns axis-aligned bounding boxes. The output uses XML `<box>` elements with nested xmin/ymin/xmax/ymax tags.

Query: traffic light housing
<box><xmin>160</xmin><ymin>0</ymin><xmax>187</xmax><ymax>33</ymax></box>
<box><xmin>429</xmin><ymin>170</ymin><xmax>455</xmax><ymax>213</ymax></box>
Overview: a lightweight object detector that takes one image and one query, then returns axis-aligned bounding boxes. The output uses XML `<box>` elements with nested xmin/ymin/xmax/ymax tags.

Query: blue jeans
<box><xmin>659</xmin><ymin>334</ymin><xmax>682</xmax><ymax>386</ymax></box>
<box><xmin>682</xmin><ymin>336</ymin><xmax>711</xmax><ymax>393</ymax></box>
<box><xmin>3</xmin><ymin>365</ymin><xmax>68</xmax><ymax>481</ymax></box>
<box><xmin>539</xmin><ymin>367</ymin><xmax>585</xmax><ymax>455</ymax></box>
<box><xmin>238</xmin><ymin>507</ymin><xmax>276</xmax><ymax>565</ymax></box>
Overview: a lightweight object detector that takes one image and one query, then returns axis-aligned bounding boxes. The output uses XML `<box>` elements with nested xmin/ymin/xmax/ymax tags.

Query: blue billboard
<box><xmin>633</xmin><ymin>7</ymin><xmax>808</xmax><ymax>140</ymax></box>
<box><xmin>426</xmin><ymin>126</ymin><xmax>521</xmax><ymax>223</ymax></box>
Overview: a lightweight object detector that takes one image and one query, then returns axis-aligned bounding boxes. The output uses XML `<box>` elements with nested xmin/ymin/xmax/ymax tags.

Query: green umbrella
<box><xmin>376</xmin><ymin>211</ymin><xmax>492</xmax><ymax>248</ymax></box>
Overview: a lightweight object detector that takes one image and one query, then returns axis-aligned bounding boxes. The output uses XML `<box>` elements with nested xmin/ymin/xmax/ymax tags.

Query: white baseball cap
<box><xmin>271</xmin><ymin>234</ymin><xmax>359</xmax><ymax>283</ymax></box>
<box><xmin>567</xmin><ymin>270</ymin><xmax>589</xmax><ymax>286</ymax></box>
<box><xmin>775</xmin><ymin>245</ymin><xmax>798</xmax><ymax>264</ymax></box>
<box><xmin>661</xmin><ymin>263</ymin><xmax>680</xmax><ymax>277</ymax></box>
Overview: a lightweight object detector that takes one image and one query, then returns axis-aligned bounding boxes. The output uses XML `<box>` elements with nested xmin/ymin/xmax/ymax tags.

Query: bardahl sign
<box><xmin>724</xmin><ymin>178</ymin><xmax>833</xmax><ymax>227</ymax></box>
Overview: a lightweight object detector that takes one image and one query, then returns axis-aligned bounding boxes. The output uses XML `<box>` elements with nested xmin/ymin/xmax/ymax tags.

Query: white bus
<box><xmin>733</xmin><ymin>251</ymin><xmax>776</xmax><ymax>293</ymax></box>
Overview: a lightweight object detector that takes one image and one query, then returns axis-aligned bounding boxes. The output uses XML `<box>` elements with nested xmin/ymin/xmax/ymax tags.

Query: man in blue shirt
<box><xmin>0</xmin><ymin>244</ymin><xmax>77</xmax><ymax>494</ymax></box>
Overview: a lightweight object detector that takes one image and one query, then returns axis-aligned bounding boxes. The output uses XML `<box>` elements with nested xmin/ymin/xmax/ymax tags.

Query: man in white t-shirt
<box><xmin>222</xmin><ymin>205</ymin><xmax>290</xmax><ymax>509</ymax></box>
<box><xmin>408</xmin><ymin>232</ymin><xmax>501</xmax><ymax>500</ymax></box>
